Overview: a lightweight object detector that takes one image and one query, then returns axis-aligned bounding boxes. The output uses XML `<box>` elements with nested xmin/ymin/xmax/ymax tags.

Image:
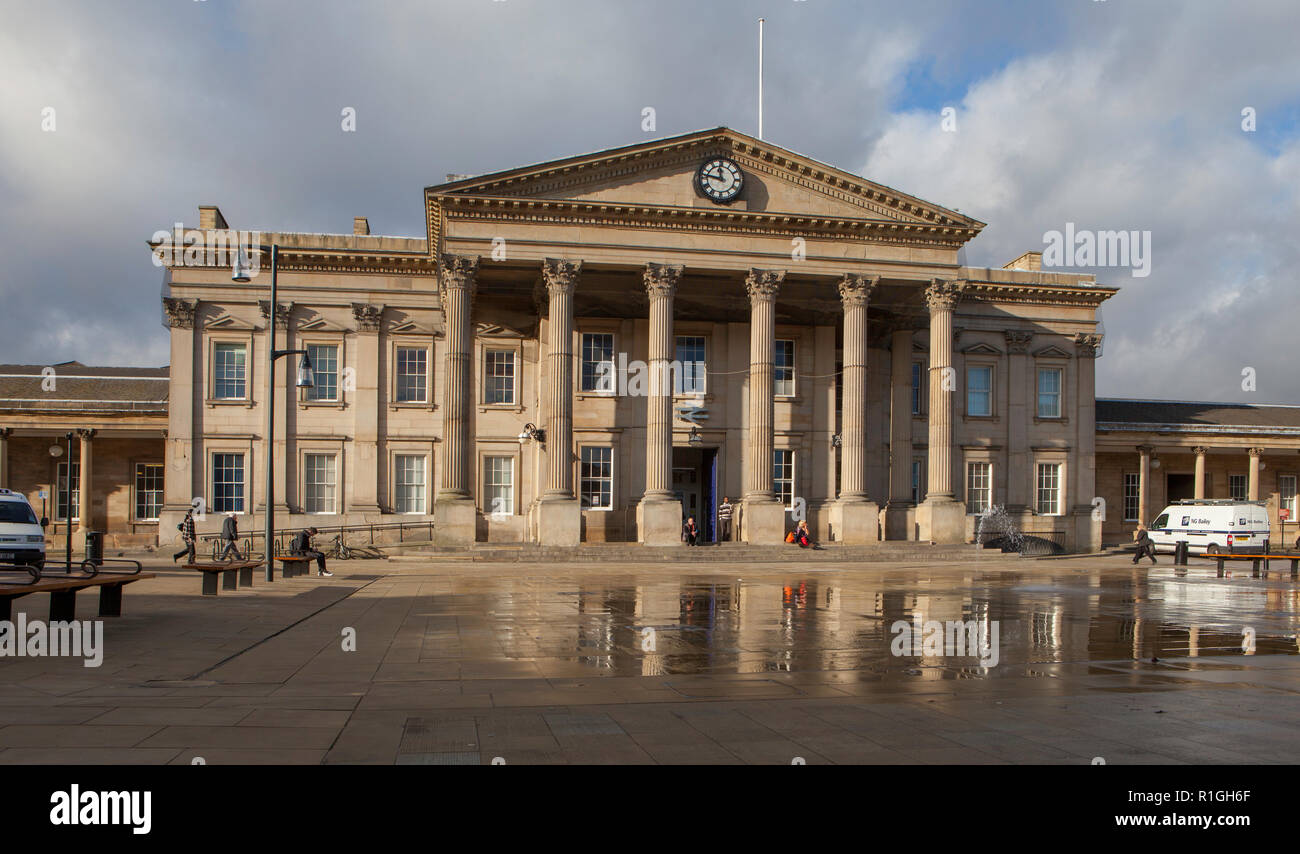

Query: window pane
<box><xmin>911</xmin><ymin>362</ymin><xmax>922</xmax><ymax>415</ymax></box>
<box><xmin>396</xmin><ymin>348</ymin><xmax>427</xmax><ymax>402</ymax></box>
<box><xmin>675</xmin><ymin>336</ymin><xmax>706</xmax><ymax>394</ymax></box>
<box><xmin>967</xmin><ymin>366</ymin><xmax>991</xmax><ymax>416</ymax></box>
<box><xmin>773</xmin><ymin>449</ymin><xmax>794</xmax><ymax>508</ymax></box>
<box><xmin>484</xmin><ymin>350</ymin><xmax>516</xmax><ymax>404</ymax></box>
<box><xmin>304</xmin><ymin>453</ymin><xmax>337</xmax><ymax>514</ymax></box>
<box><xmin>774</xmin><ymin>340</ymin><xmax>795</xmax><ymax>396</ymax></box>
<box><xmin>1037</xmin><ymin>368</ymin><xmax>1061</xmax><ymax>418</ymax></box>
<box><xmin>581</xmin><ymin>334</ymin><xmax>615</xmax><ymax>392</ymax></box>
<box><xmin>484</xmin><ymin>456</ymin><xmax>514</xmax><ymax>515</ymax></box>
<box><xmin>1281</xmin><ymin>476</ymin><xmax>1297</xmax><ymax>514</ymax></box>
<box><xmin>214</xmin><ymin>343</ymin><xmax>246</xmax><ymax>399</ymax></box>
<box><xmin>1036</xmin><ymin>463</ymin><xmax>1060</xmax><ymax>515</ymax></box>
<box><xmin>394</xmin><ymin>455</ymin><xmax>426</xmax><ymax>514</ymax></box>
<box><xmin>135</xmin><ymin>463</ymin><xmax>164</xmax><ymax>520</ymax></box>
<box><xmin>1229</xmin><ymin>475</ymin><xmax>1247</xmax><ymax>500</ymax></box>
<box><xmin>1123</xmin><ymin>473</ymin><xmax>1140</xmax><ymax>521</ymax></box>
<box><xmin>967</xmin><ymin>462</ymin><xmax>990</xmax><ymax>514</ymax></box>
<box><xmin>213</xmin><ymin>453</ymin><xmax>245</xmax><ymax>513</ymax></box>
<box><xmin>57</xmin><ymin>461</ymin><xmax>81</xmax><ymax>521</ymax></box>
<box><xmin>580</xmin><ymin>447</ymin><xmax>613</xmax><ymax>509</ymax></box>
<box><xmin>306</xmin><ymin>344</ymin><xmax>338</xmax><ymax>401</ymax></box>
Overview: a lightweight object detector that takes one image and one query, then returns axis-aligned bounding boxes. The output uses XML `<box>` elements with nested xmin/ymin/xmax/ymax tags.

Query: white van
<box><xmin>1148</xmin><ymin>499</ymin><xmax>1270</xmax><ymax>554</ymax></box>
<box><xmin>0</xmin><ymin>488</ymin><xmax>47</xmax><ymax>569</ymax></box>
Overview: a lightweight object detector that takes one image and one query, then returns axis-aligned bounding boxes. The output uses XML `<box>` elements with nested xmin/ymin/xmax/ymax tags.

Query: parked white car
<box><xmin>0</xmin><ymin>488</ymin><xmax>47</xmax><ymax>569</ymax></box>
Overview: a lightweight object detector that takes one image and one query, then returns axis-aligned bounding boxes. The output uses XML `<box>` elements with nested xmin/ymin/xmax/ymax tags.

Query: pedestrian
<box><xmin>795</xmin><ymin>519</ymin><xmax>822</xmax><ymax>549</ymax></box>
<box><xmin>1132</xmin><ymin>524</ymin><xmax>1157</xmax><ymax>565</ymax></box>
<box><xmin>172</xmin><ymin>506</ymin><xmax>196</xmax><ymax>564</ymax></box>
<box><xmin>219</xmin><ymin>512</ymin><xmax>243</xmax><ymax>561</ymax></box>
<box><xmin>718</xmin><ymin>496</ymin><xmax>733</xmax><ymax>542</ymax></box>
<box><xmin>682</xmin><ymin>516</ymin><xmax>699</xmax><ymax>546</ymax></box>
<box><xmin>291</xmin><ymin>526</ymin><xmax>332</xmax><ymax>577</ymax></box>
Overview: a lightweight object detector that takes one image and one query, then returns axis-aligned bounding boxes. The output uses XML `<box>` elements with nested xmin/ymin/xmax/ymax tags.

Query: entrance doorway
<box><xmin>1167</xmin><ymin>473</ymin><xmax>1195</xmax><ymax>502</ymax></box>
<box><xmin>671</xmin><ymin>446</ymin><xmax>718</xmax><ymax>542</ymax></box>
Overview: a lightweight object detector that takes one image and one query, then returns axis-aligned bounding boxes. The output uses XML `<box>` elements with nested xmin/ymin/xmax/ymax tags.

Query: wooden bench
<box><xmin>277</xmin><ymin>555</ymin><xmax>314</xmax><ymax>578</ymax></box>
<box><xmin>1211</xmin><ymin>551</ymin><xmax>1300</xmax><ymax>578</ymax></box>
<box><xmin>185</xmin><ymin>561</ymin><xmax>263</xmax><ymax>595</ymax></box>
<box><xmin>0</xmin><ymin>573</ymin><xmax>155</xmax><ymax>621</ymax></box>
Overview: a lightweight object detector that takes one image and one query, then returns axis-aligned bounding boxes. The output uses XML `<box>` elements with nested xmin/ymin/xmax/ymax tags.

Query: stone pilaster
<box><xmin>434</xmin><ymin>253</ymin><xmax>479</xmax><ymax>545</ymax></box>
<box><xmin>539</xmin><ymin>258</ymin><xmax>582</xmax><ymax>546</ymax></box>
<box><xmin>742</xmin><ymin>268</ymin><xmax>787</xmax><ymax>543</ymax></box>
<box><xmin>162</xmin><ymin>300</ymin><xmax>198</xmax><ymax>532</ymax></box>
<box><xmin>1193</xmin><ymin>446</ymin><xmax>1207</xmax><ymax>499</ymax></box>
<box><xmin>1248</xmin><ymin>447</ymin><xmax>1264</xmax><ymax>501</ymax></box>
<box><xmin>916</xmin><ymin>278</ymin><xmax>966</xmax><ymax>543</ymax></box>
<box><xmin>832</xmin><ymin>274</ymin><xmax>879</xmax><ymax>542</ymax></box>
<box><xmin>1137</xmin><ymin>444</ymin><xmax>1153</xmax><ymax>525</ymax></box>
<box><xmin>637</xmin><ymin>262</ymin><xmax>684</xmax><ymax>545</ymax></box>
<box><xmin>1073</xmin><ymin>333</ymin><xmax>1102</xmax><ymax>551</ymax></box>
<box><xmin>351</xmin><ymin>303</ymin><xmax>384</xmax><ymax>515</ymax></box>
<box><xmin>76</xmin><ymin>428</ymin><xmax>96</xmax><ymax>538</ymax></box>
<box><xmin>1004</xmin><ymin>330</ymin><xmax>1033</xmax><ymax>512</ymax></box>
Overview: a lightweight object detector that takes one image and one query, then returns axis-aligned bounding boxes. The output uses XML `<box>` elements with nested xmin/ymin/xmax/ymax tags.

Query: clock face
<box><xmin>696</xmin><ymin>157</ymin><xmax>744</xmax><ymax>203</ymax></box>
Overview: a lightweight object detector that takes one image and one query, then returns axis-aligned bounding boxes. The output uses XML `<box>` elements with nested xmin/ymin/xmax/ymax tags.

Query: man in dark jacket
<box><xmin>219</xmin><ymin>513</ymin><xmax>243</xmax><ymax>561</ymax></box>
<box><xmin>173</xmin><ymin>507</ymin><xmax>196</xmax><ymax>564</ymax></box>
<box><xmin>1132</xmin><ymin>525</ymin><xmax>1157</xmax><ymax>565</ymax></box>
<box><xmin>291</xmin><ymin>527</ymin><xmax>331</xmax><ymax>577</ymax></box>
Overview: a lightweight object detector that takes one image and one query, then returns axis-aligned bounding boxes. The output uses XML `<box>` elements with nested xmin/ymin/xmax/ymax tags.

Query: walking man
<box><xmin>291</xmin><ymin>526</ymin><xmax>332</xmax><ymax>577</ymax></box>
<box><xmin>172</xmin><ymin>506</ymin><xmax>196</xmax><ymax>564</ymax></box>
<box><xmin>219</xmin><ymin>512</ymin><xmax>243</xmax><ymax>561</ymax></box>
<box><xmin>1132</xmin><ymin>524</ymin><xmax>1157</xmax><ymax>565</ymax></box>
<box><xmin>718</xmin><ymin>496</ymin><xmax>733</xmax><ymax>542</ymax></box>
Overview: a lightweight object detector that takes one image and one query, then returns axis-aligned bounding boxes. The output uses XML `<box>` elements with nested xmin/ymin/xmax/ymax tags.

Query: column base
<box><xmin>881</xmin><ymin>501</ymin><xmax>914</xmax><ymax>541</ymax></box>
<box><xmin>742</xmin><ymin>499</ymin><xmax>786</xmax><ymax>545</ymax></box>
<box><xmin>538</xmin><ymin>498</ymin><xmax>582</xmax><ymax>546</ymax></box>
<box><xmin>434</xmin><ymin>499</ymin><xmax>477</xmax><ymax>546</ymax></box>
<box><xmin>637</xmin><ymin>498</ymin><xmax>683</xmax><ymax>546</ymax></box>
<box><xmin>831</xmin><ymin>499</ymin><xmax>880</xmax><ymax>543</ymax></box>
<box><xmin>917</xmin><ymin>497</ymin><xmax>966</xmax><ymax>544</ymax></box>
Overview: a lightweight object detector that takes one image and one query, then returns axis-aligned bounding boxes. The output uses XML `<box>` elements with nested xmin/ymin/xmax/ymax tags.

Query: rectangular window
<box><xmin>1281</xmin><ymin>475</ymin><xmax>1297</xmax><ymax>516</ymax></box>
<box><xmin>580</xmin><ymin>447</ymin><xmax>613</xmax><ymax>509</ymax></box>
<box><xmin>774</xmin><ymin>340</ymin><xmax>795</xmax><ymax>396</ymax></box>
<box><xmin>394</xmin><ymin>455</ymin><xmax>426</xmax><ymax>514</ymax></box>
<box><xmin>966</xmin><ymin>462</ymin><xmax>991</xmax><ymax>515</ymax></box>
<box><xmin>774</xmin><ymin>449</ymin><xmax>794</xmax><ymax>509</ymax></box>
<box><xmin>1229</xmin><ymin>474</ymin><xmax>1247</xmax><ymax>501</ymax></box>
<box><xmin>911</xmin><ymin>362</ymin><xmax>923</xmax><ymax>415</ymax></box>
<box><xmin>1037</xmin><ymin>367</ymin><xmax>1062</xmax><ymax>418</ymax></box>
<box><xmin>484</xmin><ymin>349</ymin><xmax>516</xmax><ymax>404</ymax></box>
<box><xmin>967</xmin><ymin>365</ymin><xmax>992</xmax><ymax>417</ymax></box>
<box><xmin>1036</xmin><ymin>463</ymin><xmax>1061</xmax><ymax>515</ymax></box>
<box><xmin>484</xmin><ymin>456</ymin><xmax>514</xmax><ymax>516</ymax></box>
<box><xmin>56</xmin><ymin>461</ymin><xmax>80</xmax><ymax>522</ymax></box>
<box><xmin>675</xmin><ymin>336</ymin><xmax>706</xmax><ymax>394</ymax></box>
<box><xmin>1123</xmin><ymin>473</ymin><xmax>1140</xmax><ymax>522</ymax></box>
<box><xmin>212</xmin><ymin>453</ymin><xmax>245</xmax><ymax>513</ymax></box>
<box><xmin>912</xmin><ymin>459</ymin><xmax>922</xmax><ymax>504</ymax></box>
<box><xmin>135</xmin><ymin>463</ymin><xmax>164</xmax><ymax>521</ymax></box>
<box><xmin>213</xmin><ymin>342</ymin><xmax>247</xmax><ymax>399</ymax></box>
<box><xmin>395</xmin><ymin>347</ymin><xmax>428</xmax><ymax>403</ymax></box>
<box><xmin>305</xmin><ymin>344</ymin><xmax>339</xmax><ymax>401</ymax></box>
<box><xmin>581</xmin><ymin>333</ymin><xmax>615</xmax><ymax>392</ymax></box>
<box><xmin>304</xmin><ymin>453</ymin><xmax>337</xmax><ymax>514</ymax></box>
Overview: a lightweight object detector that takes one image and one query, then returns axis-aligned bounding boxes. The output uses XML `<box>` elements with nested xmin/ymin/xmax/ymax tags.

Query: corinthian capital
<box><xmin>1004</xmin><ymin>330</ymin><xmax>1033</xmax><ymax>354</ymax></box>
<box><xmin>543</xmin><ymin>258</ymin><xmax>583</xmax><ymax>296</ymax></box>
<box><xmin>258</xmin><ymin>300</ymin><xmax>292</xmax><ymax>330</ymax></box>
<box><xmin>162</xmin><ymin>297</ymin><xmax>197</xmax><ymax>329</ymax></box>
<box><xmin>837</xmin><ymin>273</ymin><xmax>878</xmax><ymax>308</ymax></box>
<box><xmin>924</xmin><ymin>278</ymin><xmax>964</xmax><ymax>312</ymax></box>
<box><xmin>352</xmin><ymin>302</ymin><xmax>384</xmax><ymax>332</ymax></box>
<box><xmin>439</xmin><ymin>254</ymin><xmax>479</xmax><ymax>292</ymax></box>
<box><xmin>1073</xmin><ymin>333</ymin><xmax>1103</xmax><ymax>358</ymax></box>
<box><xmin>745</xmin><ymin>268</ymin><xmax>785</xmax><ymax>302</ymax></box>
<box><xmin>643</xmin><ymin>262</ymin><xmax>682</xmax><ymax>300</ymax></box>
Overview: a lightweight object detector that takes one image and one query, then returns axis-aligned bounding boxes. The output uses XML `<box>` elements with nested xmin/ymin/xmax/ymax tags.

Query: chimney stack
<box><xmin>198</xmin><ymin>205</ymin><xmax>229</xmax><ymax>230</ymax></box>
<box><xmin>1003</xmin><ymin>251</ymin><xmax>1042</xmax><ymax>272</ymax></box>
<box><xmin>354</xmin><ymin>217</ymin><xmax>370</xmax><ymax>236</ymax></box>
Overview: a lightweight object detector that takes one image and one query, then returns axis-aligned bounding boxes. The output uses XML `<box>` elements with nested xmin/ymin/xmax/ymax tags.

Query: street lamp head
<box><xmin>231</xmin><ymin>244</ymin><xmax>254</xmax><ymax>282</ymax></box>
<box><xmin>295</xmin><ymin>352</ymin><xmax>314</xmax><ymax>389</ymax></box>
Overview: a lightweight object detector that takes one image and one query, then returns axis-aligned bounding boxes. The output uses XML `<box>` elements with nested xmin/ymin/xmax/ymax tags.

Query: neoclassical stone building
<box><xmin>146</xmin><ymin>128</ymin><xmax>1116</xmax><ymax>550</ymax></box>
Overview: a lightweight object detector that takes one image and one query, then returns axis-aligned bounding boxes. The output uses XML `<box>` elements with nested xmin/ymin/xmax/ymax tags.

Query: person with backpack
<box><xmin>1132</xmin><ymin>524</ymin><xmax>1157</xmax><ymax>565</ymax></box>
<box><xmin>172</xmin><ymin>507</ymin><xmax>196</xmax><ymax>564</ymax></box>
<box><xmin>291</xmin><ymin>526</ymin><xmax>332</xmax><ymax>577</ymax></box>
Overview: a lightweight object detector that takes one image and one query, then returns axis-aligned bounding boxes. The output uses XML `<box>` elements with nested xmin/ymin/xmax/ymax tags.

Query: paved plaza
<box><xmin>1</xmin><ymin>552</ymin><xmax>1297</xmax><ymax>765</ymax></box>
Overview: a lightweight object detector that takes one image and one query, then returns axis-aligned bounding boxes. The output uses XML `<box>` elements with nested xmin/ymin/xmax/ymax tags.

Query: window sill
<box><xmin>478</xmin><ymin>404</ymin><xmax>524</xmax><ymax>413</ymax></box>
<box><xmin>300</xmin><ymin>401</ymin><xmax>347</xmax><ymax>410</ymax></box>
<box><xmin>962</xmin><ymin>415</ymin><xmax>1000</xmax><ymax>423</ymax></box>
<box><xmin>1033</xmin><ymin>416</ymin><xmax>1068</xmax><ymax>424</ymax></box>
<box><xmin>576</xmin><ymin>392</ymin><xmax>618</xmax><ymax>400</ymax></box>
<box><xmin>206</xmin><ymin>399</ymin><xmax>254</xmax><ymax>408</ymax></box>
<box><xmin>389</xmin><ymin>403</ymin><xmax>437</xmax><ymax>411</ymax></box>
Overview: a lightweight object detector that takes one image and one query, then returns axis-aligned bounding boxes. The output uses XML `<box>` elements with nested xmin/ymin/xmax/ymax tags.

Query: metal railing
<box><xmin>197</xmin><ymin>519</ymin><xmax>435</xmax><ymax>561</ymax></box>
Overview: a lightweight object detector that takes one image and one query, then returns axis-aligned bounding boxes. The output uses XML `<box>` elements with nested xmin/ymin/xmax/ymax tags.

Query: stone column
<box><xmin>883</xmin><ymin>324</ymin><xmax>914</xmax><ymax>539</ymax></box>
<box><xmin>76</xmin><ymin>428</ymin><xmax>96</xmax><ymax>537</ymax></box>
<box><xmin>916</xmin><ymin>279</ymin><xmax>966</xmax><ymax>543</ymax></box>
<box><xmin>1004</xmin><ymin>330</ymin><xmax>1033</xmax><ymax>512</ymax></box>
<box><xmin>0</xmin><ymin>428</ymin><xmax>11</xmax><ymax>490</ymax></box>
<box><xmin>1137</xmin><ymin>444</ymin><xmax>1153</xmax><ymax>525</ymax></box>
<box><xmin>833</xmin><ymin>274</ymin><xmax>879</xmax><ymax>543</ymax></box>
<box><xmin>742</xmin><ymin>268</ymin><xmax>787</xmax><ymax>543</ymax></box>
<box><xmin>161</xmin><ymin>298</ymin><xmax>198</xmax><ymax>532</ymax></box>
<box><xmin>637</xmin><ymin>262</ymin><xmax>684</xmax><ymax>545</ymax></box>
<box><xmin>351</xmin><ymin>303</ymin><xmax>384</xmax><ymax>515</ymax></box>
<box><xmin>539</xmin><ymin>259</ymin><xmax>583</xmax><ymax>546</ymax></box>
<box><xmin>1248</xmin><ymin>448</ymin><xmax>1263</xmax><ymax>501</ymax></box>
<box><xmin>1073</xmin><ymin>333</ymin><xmax>1102</xmax><ymax>552</ymax></box>
<box><xmin>260</xmin><ymin>300</ymin><xmax>292</xmax><ymax>514</ymax></box>
<box><xmin>1193</xmin><ymin>446</ymin><xmax>1207</xmax><ymax>499</ymax></box>
<box><xmin>434</xmin><ymin>254</ymin><xmax>479</xmax><ymax>545</ymax></box>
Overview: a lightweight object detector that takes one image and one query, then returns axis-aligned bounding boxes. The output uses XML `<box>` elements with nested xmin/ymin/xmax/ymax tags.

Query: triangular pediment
<box><xmin>427</xmin><ymin>128</ymin><xmax>983</xmax><ymax>231</ymax></box>
<box><xmin>298</xmin><ymin>315</ymin><xmax>350</xmax><ymax>333</ymax></box>
<box><xmin>203</xmin><ymin>313</ymin><xmax>258</xmax><ymax>331</ymax></box>
<box><xmin>962</xmin><ymin>342</ymin><xmax>1004</xmax><ymax>356</ymax></box>
<box><xmin>1032</xmin><ymin>345</ymin><xmax>1073</xmax><ymax>359</ymax></box>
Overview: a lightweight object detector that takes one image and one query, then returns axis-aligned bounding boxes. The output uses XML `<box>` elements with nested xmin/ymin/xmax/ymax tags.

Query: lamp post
<box><xmin>233</xmin><ymin>244</ymin><xmax>314</xmax><ymax>581</ymax></box>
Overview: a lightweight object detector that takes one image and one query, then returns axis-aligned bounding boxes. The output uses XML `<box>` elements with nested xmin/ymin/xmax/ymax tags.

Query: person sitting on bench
<box><xmin>291</xmin><ymin>527</ymin><xmax>332</xmax><ymax>577</ymax></box>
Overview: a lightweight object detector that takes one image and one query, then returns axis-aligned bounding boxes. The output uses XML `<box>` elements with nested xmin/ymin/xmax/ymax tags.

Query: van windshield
<box><xmin>0</xmin><ymin>502</ymin><xmax>38</xmax><ymax>525</ymax></box>
<box><xmin>1153</xmin><ymin>514</ymin><xmax>1169</xmax><ymax>528</ymax></box>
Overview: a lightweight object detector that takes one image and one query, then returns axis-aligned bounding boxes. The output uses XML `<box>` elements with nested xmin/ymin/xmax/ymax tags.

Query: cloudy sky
<box><xmin>3</xmin><ymin>0</ymin><xmax>1298</xmax><ymax>404</ymax></box>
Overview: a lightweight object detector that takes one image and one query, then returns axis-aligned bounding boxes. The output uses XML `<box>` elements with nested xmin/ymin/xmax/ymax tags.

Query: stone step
<box><xmin>392</xmin><ymin>542</ymin><xmax>987</xmax><ymax>563</ymax></box>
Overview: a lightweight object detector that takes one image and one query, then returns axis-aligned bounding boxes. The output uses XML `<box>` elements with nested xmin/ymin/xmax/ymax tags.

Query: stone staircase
<box><xmin>389</xmin><ymin>540</ymin><xmax>987</xmax><ymax>563</ymax></box>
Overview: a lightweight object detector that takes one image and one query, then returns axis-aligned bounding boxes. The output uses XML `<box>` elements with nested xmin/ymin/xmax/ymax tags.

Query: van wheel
<box><xmin>1206</xmin><ymin>544</ymin><xmax>1221</xmax><ymax>555</ymax></box>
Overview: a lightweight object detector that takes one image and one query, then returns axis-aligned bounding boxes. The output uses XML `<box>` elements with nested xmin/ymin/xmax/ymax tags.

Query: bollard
<box><xmin>1174</xmin><ymin>540</ymin><xmax>1188</xmax><ymax>566</ymax></box>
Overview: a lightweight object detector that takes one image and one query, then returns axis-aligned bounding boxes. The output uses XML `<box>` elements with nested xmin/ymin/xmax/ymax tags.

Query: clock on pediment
<box><xmin>696</xmin><ymin>156</ymin><xmax>744</xmax><ymax>203</ymax></box>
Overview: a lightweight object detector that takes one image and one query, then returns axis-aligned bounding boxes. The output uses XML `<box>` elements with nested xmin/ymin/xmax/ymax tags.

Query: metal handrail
<box><xmin>196</xmin><ymin>519</ymin><xmax>435</xmax><ymax>561</ymax></box>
